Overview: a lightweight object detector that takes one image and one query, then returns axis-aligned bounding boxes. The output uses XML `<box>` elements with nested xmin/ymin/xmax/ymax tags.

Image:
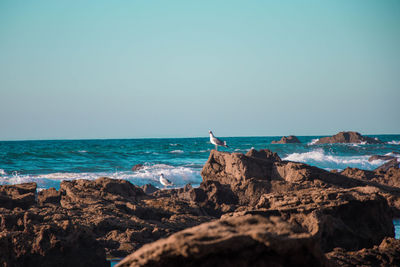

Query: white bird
<box><xmin>159</xmin><ymin>173</ymin><xmax>173</xmax><ymax>187</ymax></box>
<box><xmin>209</xmin><ymin>130</ymin><xmax>228</xmax><ymax>151</ymax></box>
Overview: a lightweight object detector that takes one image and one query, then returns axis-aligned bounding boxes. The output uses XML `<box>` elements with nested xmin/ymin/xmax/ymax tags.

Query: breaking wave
<box><xmin>283</xmin><ymin>149</ymin><xmax>386</xmax><ymax>170</ymax></box>
<box><xmin>388</xmin><ymin>140</ymin><xmax>400</xmax><ymax>145</ymax></box>
<box><xmin>0</xmin><ymin>164</ymin><xmax>202</xmax><ymax>190</ymax></box>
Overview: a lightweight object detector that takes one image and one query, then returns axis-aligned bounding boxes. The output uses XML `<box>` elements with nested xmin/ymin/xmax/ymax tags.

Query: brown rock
<box><xmin>38</xmin><ymin>187</ymin><xmax>61</xmax><ymax>205</ymax></box>
<box><xmin>0</xmin><ymin>182</ymin><xmax>36</xmax><ymax>210</ymax></box>
<box><xmin>315</xmin><ymin>131</ymin><xmax>383</xmax><ymax>144</ymax></box>
<box><xmin>254</xmin><ymin>186</ymin><xmax>394</xmax><ymax>252</ymax></box>
<box><xmin>141</xmin><ymin>184</ymin><xmax>159</xmax><ymax>195</ymax></box>
<box><xmin>116</xmin><ymin>214</ymin><xmax>330</xmax><ymax>267</ymax></box>
<box><xmin>0</xmin><ymin>208</ymin><xmax>109</xmax><ymax>267</ymax></box>
<box><xmin>271</xmin><ymin>135</ymin><xmax>301</xmax><ymax>144</ymax></box>
<box><xmin>375</xmin><ymin>158</ymin><xmax>399</xmax><ymax>172</ymax></box>
<box><xmin>326</xmin><ymin>237</ymin><xmax>400</xmax><ymax>266</ymax></box>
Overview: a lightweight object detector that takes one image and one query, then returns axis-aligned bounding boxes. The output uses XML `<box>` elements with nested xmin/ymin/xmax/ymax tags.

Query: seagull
<box><xmin>159</xmin><ymin>173</ymin><xmax>173</xmax><ymax>187</ymax></box>
<box><xmin>209</xmin><ymin>130</ymin><xmax>228</xmax><ymax>151</ymax></box>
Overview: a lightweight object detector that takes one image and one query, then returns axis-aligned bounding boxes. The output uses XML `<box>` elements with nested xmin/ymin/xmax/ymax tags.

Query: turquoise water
<box><xmin>0</xmin><ymin>135</ymin><xmax>399</xmax><ymax>190</ymax></box>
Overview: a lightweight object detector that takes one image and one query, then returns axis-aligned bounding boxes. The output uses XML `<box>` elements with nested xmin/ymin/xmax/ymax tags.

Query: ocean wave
<box><xmin>388</xmin><ymin>140</ymin><xmax>400</xmax><ymax>145</ymax></box>
<box><xmin>170</xmin><ymin>150</ymin><xmax>184</xmax><ymax>154</ymax></box>
<box><xmin>283</xmin><ymin>149</ymin><xmax>385</xmax><ymax>170</ymax></box>
<box><xmin>0</xmin><ymin>169</ymin><xmax>6</xmax><ymax>176</ymax></box>
<box><xmin>308</xmin><ymin>139</ymin><xmax>319</xmax><ymax>145</ymax></box>
<box><xmin>0</xmin><ymin>164</ymin><xmax>202</xmax><ymax>189</ymax></box>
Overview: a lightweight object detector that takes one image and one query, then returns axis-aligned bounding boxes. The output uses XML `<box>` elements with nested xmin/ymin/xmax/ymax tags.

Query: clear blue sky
<box><xmin>1</xmin><ymin>0</ymin><xmax>399</xmax><ymax>140</ymax></box>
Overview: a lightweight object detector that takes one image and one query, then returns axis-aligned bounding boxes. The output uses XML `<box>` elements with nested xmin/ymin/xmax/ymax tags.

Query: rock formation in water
<box><xmin>271</xmin><ymin>135</ymin><xmax>301</xmax><ymax>144</ymax></box>
<box><xmin>315</xmin><ymin>131</ymin><xmax>383</xmax><ymax>144</ymax></box>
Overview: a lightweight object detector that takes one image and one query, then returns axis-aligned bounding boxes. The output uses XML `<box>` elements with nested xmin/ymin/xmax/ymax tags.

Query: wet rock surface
<box><xmin>2</xmin><ymin>149</ymin><xmax>400</xmax><ymax>266</ymax></box>
<box><xmin>315</xmin><ymin>131</ymin><xmax>383</xmax><ymax>144</ymax></box>
<box><xmin>271</xmin><ymin>135</ymin><xmax>301</xmax><ymax>144</ymax></box>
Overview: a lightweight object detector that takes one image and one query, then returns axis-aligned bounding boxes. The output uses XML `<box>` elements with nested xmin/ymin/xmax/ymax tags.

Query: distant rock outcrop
<box><xmin>271</xmin><ymin>135</ymin><xmax>301</xmax><ymax>144</ymax></box>
<box><xmin>315</xmin><ymin>131</ymin><xmax>383</xmax><ymax>144</ymax></box>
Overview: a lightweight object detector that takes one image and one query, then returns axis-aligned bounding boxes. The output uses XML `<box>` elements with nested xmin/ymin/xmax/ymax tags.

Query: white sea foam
<box><xmin>388</xmin><ymin>140</ymin><xmax>400</xmax><ymax>145</ymax></box>
<box><xmin>0</xmin><ymin>164</ymin><xmax>202</xmax><ymax>189</ymax></box>
<box><xmin>170</xmin><ymin>150</ymin><xmax>184</xmax><ymax>154</ymax></box>
<box><xmin>283</xmin><ymin>149</ymin><xmax>385</xmax><ymax>170</ymax></box>
<box><xmin>169</xmin><ymin>143</ymin><xmax>180</xmax><ymax>146</ymax></box>
<box><xmin>0</xmin><ymin>169</ymin><xmax>6</xmax><ymax>176</ymax></box>
<box><xmin>385</xmin><ymin>152</ymin><xmax>400</xmax><ymax>158</ymax></box>
<box><xmin>308</xmin><ymin>139</ymin><xmax>319</xmax><ymax>145</ymax></box>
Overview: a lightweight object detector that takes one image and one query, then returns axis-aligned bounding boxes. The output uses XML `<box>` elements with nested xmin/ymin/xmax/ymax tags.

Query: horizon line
<box><xmin>1</xmin><ymin>132</ymin><xmax>399</xmax><ymax>142</ymax></box>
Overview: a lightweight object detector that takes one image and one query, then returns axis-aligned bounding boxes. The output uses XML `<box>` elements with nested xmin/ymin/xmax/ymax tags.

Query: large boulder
<box><xmin>200</xmin><ymin>149</ymin><xmax>367</xmax><ymax>206</ymax></box>
<box><xmin>255</xmin><ymin>186</ymin><xmax>394</xmax><ymax>252</ymax></box>
<box><xmin>271</xmin><ymin>135</ymin><xmax>301</xmax><ymax>144</ymax></box>
<box><xmin>315</xmin><ymin>131</ymin><xmax>382</xmax><ymax>144</ymax></box>
<box><xmin>116</xmin><ymin>214</ymin><xmax>331</xmax><ymax>267</ymax></box>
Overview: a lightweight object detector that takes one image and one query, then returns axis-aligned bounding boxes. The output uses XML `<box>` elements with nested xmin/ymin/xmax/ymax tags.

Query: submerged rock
<box><xmin>315</xmin><ymin>131</ymin><xmax>383</xmax><ymax>144</ymax></box>
<box><xmin>131</xmin><ymin>164</ymin><xmax>144</xmax><ymax>171</ymax></box>
<box><xmin>116</xmin><ymin>214</ymin><xmax>330</xmax><ymax>267</ymax></box>
<box><xmin>271</xmin><ymin>135</ymin><xmax>301</xmax><ymax>144</ymax></box>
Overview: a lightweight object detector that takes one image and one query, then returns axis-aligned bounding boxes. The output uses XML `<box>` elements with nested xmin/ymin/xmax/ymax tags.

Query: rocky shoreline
<box><xmin>1</xmin><ymin>149</ymin><xmax>400</xmax><ymax>266</ymax></box>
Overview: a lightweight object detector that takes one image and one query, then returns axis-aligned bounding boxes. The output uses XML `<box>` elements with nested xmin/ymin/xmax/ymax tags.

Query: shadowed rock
<box><xmin>38</xmin><ymin>187</ymin><xmax>61</xmax><ymax>205</ymax></box>
<box><xmin>0</xmin><ymin>182</ymin><xmax>36</xmax><ymax>210</ymax></box>
<box><xmin>116</xmin><ymin>214</ymin><xmax>331</xmax><ymax>267</ymax></box>
<box><xmin>326</xmin><ymin>238</ymin><xmax>400</xmax><ymax>266</ymax></box>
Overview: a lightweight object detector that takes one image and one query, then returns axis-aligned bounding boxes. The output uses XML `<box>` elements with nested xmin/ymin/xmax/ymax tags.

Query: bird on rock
<box><xmin>209</xmin><ymin>130</ymin><xmax>228</xmax><ymax>151</ymax></box>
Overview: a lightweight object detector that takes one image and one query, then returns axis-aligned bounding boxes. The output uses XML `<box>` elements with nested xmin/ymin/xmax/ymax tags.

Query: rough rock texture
<box><xmin>375</xmin><ymin>158</ymin><xmax>400</xmax><ymax>172</ymax></box>
<box><xmin>200</xmin><ymin>149</ymin><xmax>368</xmax><ymax>207</ymax></box>
<box><xmin>254</xmin><ymin>186</ymin><xmax>394</xmax><ymax>252</ymax></box>
<box><xmin>0</xmin><ymin>186</ymin><xmax>108</xmax><ymax>267</ymax></box>
<box><xmin>271</xmin><ymin>135</ymin><xmax>301</xmax><ymax>144</ymax></box>
<box><xmin>141</xmin><ymin>184</ymin><xmax>159</xmax><ymax>195</ymax></box>
<box><xmin>326</xmin><ymin>237</ymin><xmax>400</xmax><ymax>266</ymax></box>
<box><xmin>340</xmin><ymin>166</ymin><xmax>400</xmax><ymax>216</ymax></box>
<box><xmin>0</xmin><ymin>182</ymin><xmax>36</xmax><ymax>210</ymax></box>
<box><xmin>116</xmin><ymin>214</ymin><xmax>331</xmax><ymax>267</ymax></box>
<box><xmin>0</xmin><ymin>178</ymin><xmax>214</xmax><ymax>266</ymax></box>
<box><xmin>38</xmin><ymin>187</ymin><xmax>61</xmax><ymax>205</ymax></box>
<box><xmin>315</xmin><ymin>131</ymin><xmax>382</xmax><ymax>144</ymax></box>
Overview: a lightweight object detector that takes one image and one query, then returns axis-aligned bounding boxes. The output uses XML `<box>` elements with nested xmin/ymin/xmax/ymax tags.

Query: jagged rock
<box><xmin>369</xmin><ymin>155</ymin><xmax>396</xmax><ymax>162</ymax></box>
<box><xmin>141</xmin><ymin>184</ymin><xmax>159</xmax><ymax>195</ymax></box>
<box><xmin>201</xmin><ymin>149</ymin><xmax>366</xmax><ymax>206</ymax></box>
<box><xmin>245</xmin><ymin>148</ymin><xmax>282</xmax><ymax>161</ymax></box>
<box><xmin>38</xmin><ymin>187</ymin><xmax>61</xmax><ymax>205</ymax></box>
<box><xmin>271</xmin><ymin>135</ymin><xmax>301</xmax><ymax>144</ymax></box>
<box><xmin>254</xmin><ymin>186</ymin><xmax>394</xmax><ymax>252</ymax></box>
<box><xmin>375</xmin><ymin>158</ymin><xmax>399</xmax><ymax>172</ymax></box>
<box><xmin>326</xmin><ymin>237</ymin><xmax>400</xmax><ymax>266</ymax></box>
<box><xmin>0</xmin><ymin>182</ymin><xmax>36</xmax><ymax>210</ymax></box>
<box><xmin>116</xmin><ymin>214</ymin><xmax>331</xmax><ymax>267</ymax></box>
<box><xmin>0</xmin><ymin>208</ymin><xmax>108</xmax><ymax>267</ymax></box>
<box><xmin>315</xmin><ymin>131</ymin><xmax>382</xmax><ymax>144</ymax></box>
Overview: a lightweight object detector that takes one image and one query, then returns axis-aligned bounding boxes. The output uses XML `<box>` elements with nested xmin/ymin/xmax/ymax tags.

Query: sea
<box><xmin>1</xmin><ymin>134</ymin><xmax>400</xmax><ymax>241</ymax></box>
